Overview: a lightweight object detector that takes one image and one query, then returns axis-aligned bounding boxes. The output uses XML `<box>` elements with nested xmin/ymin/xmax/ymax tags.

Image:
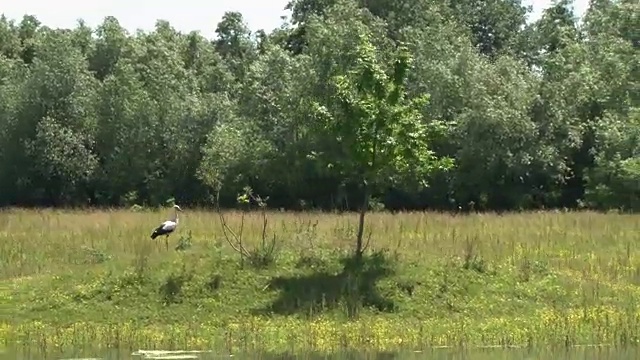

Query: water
<box><xmin>1</xmin><ymin>346</ymin><xmax>638</xmax><ymax>360</ymax></box>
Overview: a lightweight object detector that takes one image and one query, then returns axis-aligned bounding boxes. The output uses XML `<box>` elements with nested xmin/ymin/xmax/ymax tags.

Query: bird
<box><xmin>150</xmin><ymin>204</ymin><xmax>182</xmax><ymax>250</ymax></box>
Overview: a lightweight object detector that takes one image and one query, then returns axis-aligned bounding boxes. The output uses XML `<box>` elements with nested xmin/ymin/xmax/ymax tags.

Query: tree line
<box><xmin>0</xmin><ymin>0</ymin><xmax>637</xmax><ymax>212</ymax></box>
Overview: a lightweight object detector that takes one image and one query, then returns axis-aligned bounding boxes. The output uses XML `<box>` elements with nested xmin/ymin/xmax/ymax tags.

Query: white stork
<box><xmin>150</xmin><ymin>204</ymin><xmax>182</xmax><ymax>250</ymax></box>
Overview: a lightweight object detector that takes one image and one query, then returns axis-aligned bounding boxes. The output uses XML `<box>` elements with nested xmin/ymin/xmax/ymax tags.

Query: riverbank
<box><xmin>1</xmin><ymin>209</ymin><xmax>639</xmax><ymax>354</ymax></box>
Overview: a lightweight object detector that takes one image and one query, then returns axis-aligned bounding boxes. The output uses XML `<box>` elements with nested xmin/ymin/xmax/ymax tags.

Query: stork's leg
<box><xmin>165</xmin><ymin>234</ymin><xmax>169</xmax><ymax>251</ymax></box>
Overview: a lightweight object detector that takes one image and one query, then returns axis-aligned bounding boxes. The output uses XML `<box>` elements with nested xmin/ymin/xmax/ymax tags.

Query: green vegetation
<box><xmin>0</xmin><ymin>0</ymin><xmax>638</xmax><ymax>212</ymax></box>
<box><xmin>1</xmin><ymin>0</ymin><xmax>638</xmax><ymax>356</ymax></box>
<box><xmin>2</xmin><ymin>209</ymin><xmax>640</xmax><ymax>355</ymax></box>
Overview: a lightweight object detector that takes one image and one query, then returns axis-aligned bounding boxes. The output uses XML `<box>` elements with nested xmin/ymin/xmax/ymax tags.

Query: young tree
<box><xmin>307</xmin><ymin>3</ymin><xmax>454</xmax><ymax>259</ymax></box>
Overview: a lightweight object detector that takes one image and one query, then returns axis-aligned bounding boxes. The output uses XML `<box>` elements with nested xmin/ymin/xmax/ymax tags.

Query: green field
<box><xmin>1</xmin><ymin>208</ymin><xmax>640</xmax><ymax>356</ymax></box>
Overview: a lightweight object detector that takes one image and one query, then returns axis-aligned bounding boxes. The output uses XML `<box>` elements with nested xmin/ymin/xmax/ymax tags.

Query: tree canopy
<box><xmin>0</xmin><ymin>0</ymin><xmax>637</xmax><ymax>211</ymax></box>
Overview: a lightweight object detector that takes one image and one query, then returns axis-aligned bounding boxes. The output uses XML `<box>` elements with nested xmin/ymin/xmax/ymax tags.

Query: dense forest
<box><xmin>0</xmin><ymin>0</ymin><xmax>637</xmax><ymax>211</ymax></box>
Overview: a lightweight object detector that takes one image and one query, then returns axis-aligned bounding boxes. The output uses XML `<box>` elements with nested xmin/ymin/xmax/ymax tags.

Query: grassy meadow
<box><xmin>1</xmin><ymin>207</ymin><xmax>640</xmax><ymax>356</ymax></box>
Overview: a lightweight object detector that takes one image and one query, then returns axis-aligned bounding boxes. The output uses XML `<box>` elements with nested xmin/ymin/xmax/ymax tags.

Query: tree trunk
<box><xmin>355</xmin><ymin>179</ymin><xmax>370</xmax><ymax>260</ymax></box>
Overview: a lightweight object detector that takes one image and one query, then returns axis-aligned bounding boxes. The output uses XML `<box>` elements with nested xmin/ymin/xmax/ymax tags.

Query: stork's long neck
<box><xmin>170</xmin><ymin>209</ymin><xmax>179</xmax><ymax>223</ymax></box>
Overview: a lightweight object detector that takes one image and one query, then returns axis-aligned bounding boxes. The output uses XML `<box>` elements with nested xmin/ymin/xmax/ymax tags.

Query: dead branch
<box><xmin>215</xmin><ymin>189</ymin><xmax>250</xmax><ymax>258</ymax></box>
<box><xmin>214</xmin><ymin>186</ymin><xmax>280</xmax><ymax>266</ymax></box>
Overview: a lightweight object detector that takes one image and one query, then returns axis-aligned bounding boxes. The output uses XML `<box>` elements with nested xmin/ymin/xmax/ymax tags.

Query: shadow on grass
<box><xmin>259</xmin><ymin>250</ymin><xmax>397</xmax><ymax>318</ymax></box>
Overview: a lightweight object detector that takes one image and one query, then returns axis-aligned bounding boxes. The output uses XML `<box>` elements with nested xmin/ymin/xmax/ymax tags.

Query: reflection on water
<box><xmin>1</xmin><ymin>346</ymin><xmax>638</xmax><ymax>360</ymax></box>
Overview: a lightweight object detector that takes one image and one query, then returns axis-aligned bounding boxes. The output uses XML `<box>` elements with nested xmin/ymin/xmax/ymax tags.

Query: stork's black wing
<box><xmin>150</xmin><ymin>223</ymin><xmax>173</xmax><ymax>239</ymax></box>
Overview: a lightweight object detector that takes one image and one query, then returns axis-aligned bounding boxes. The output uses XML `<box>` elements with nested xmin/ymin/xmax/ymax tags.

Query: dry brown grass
<box><xmin>1</xmin><ymin>208</ymin><xmax>638</xmax><ymax>279</ymax></box>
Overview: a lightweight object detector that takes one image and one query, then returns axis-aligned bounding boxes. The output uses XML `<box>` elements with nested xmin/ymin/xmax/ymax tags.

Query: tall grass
<box><xmin>1</xmin><ymin>208</ymin><xmax>640</xmax><ymax>355</ymax></box>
